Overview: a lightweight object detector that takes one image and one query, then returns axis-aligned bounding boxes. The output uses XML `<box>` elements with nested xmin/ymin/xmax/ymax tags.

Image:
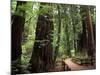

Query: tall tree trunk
<box><xmin>29</xmin><ymin>3</ymin><xmax>54</xmax><ymax>73</ymax></box>
<box><xmin>11</xmin><ymin>1</ymin><xmax>26</xmax><ymax>74</ymax></box>
<box><xmin>71</xmin><ymin>5</ymin><xmax>80</xmax><ymax>56</ymax></box>
<box><xmin>82</xmin><ymin>18</ymin><xmax>88</xmax><ymax>51</ymax></box>
<box><xmin>80</xmin><ymin>6</ymin><xmax>95</xmax><ymax>57</ymax></box>
<box><xmin>73</xmin><ymin>21</ymin><xmax>76</xmax><ymax>53</ymax></box>
<box><xmin>54</xmin><ymin>5</ymin><xmax>61</xmax><ymax>63</ymax></box>
<box><xmin>79</xmin><ymin>6</ymin><xmax>89</xmax><ymax>54</ymax></box>
<box><xmin>63</xmin><ymin>6</ymin><xmax>71</xmax><ymax>57</ymax></box>
<box><xmin>65</xmin><ymin>23</ymin><xmax>71</xmax><ymax>57</ymax></box>
<box><xmin>85</xmin><ymin>7</ymin><xmax>95</xmax><ymax>57</ymax></box>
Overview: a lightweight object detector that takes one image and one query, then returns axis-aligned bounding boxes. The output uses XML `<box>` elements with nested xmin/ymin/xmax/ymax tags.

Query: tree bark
<box><xmin>30</xmin><ymin>3</ymin><xmax>54</xmax><ymax>73</ymax></box>
<box><xmin>11</xmin><ymin>1</ymin><xmax>26</xmax><ymax>74</ymax></box>
<box><xmin>85</xmin><ymin>7</ymin><xmax>95</xmax><ymax>57</ymax></box>
<box><xmin>80</xmin><ymin>6</ymin><xmax>95</xmax><ymax>57</ymax></box>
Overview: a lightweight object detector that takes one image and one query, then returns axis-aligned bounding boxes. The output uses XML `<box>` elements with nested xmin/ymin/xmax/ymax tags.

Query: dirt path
<box><xmin>64</xmin><ymin>58</ymin><xmax>95</xmax><ymax>71</ymax></box>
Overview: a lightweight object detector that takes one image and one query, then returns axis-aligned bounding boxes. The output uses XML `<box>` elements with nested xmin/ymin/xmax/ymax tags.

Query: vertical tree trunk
<box><xmin>79</xmin><ymin>6</ymin><xmax>89</xmax><ymax>54</ymax></box>
<box><xmin>65</xmin><ymin>22</ymin><xmax>71</xmax><ymax>57</ymax></box>
<box><xmin>81</xmin><ymin>16</ymin><xmax>88</xmax><ymax>52</ymax></box>
<box><xmin>80</xmin><ymin>6</ymin><xmax>95</xmax><ymax>57</ymax></box>
<box><xmin>71</xmin><ymin>5</ymin><xmax>80</xmax><ymax>56</ymax></box>
<box><xmin>30</xmin><ymin>3</ymin><xmax>54</xmax><ymax>73</ymax></box>
<box><xmin>64</xmin><ymin>7</ymin><xmax>71</xmax><ymax>57</ymax></box>
<box><xmin>85</xmin><ymin>7</ymin><xmax>95</xmax><ymax>57</ymax></box>
<box><xmin>73</xmin><ymin>21</ymin><xmax>76</xmax><ymax>53</ymax></box>
<box><xmin>11</xmin><ymin>1</ymin><xmax>26</xmax><ymax>74</ymax></box>
<box><xmin>54</xmin><ymin>5</ymin><xmax>61</xmax><ymax>63</ymax></box>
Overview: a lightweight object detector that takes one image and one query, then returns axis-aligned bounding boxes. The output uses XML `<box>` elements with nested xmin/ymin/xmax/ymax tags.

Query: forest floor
<box><xmin>64</xmin><ymin>58</ymin><xmax>95</xmax><ymax>71</ymax></box>
<box><xmin>21</xmin><ymin>58</ymin><xmax>95</xmax><ymax>73</ymax></box>
<box><xmin>54</xmin><ymin>58</ymin><xmax>95</xmax><ymax>72</ymax></box>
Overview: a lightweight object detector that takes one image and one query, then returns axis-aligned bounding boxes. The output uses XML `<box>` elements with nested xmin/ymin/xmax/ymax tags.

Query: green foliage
<box><xmin>11</xmin><ymin>1</ymin><xmax>96</xmax><ymax>71</ymax></box>
<box><xmin>38</xmin><ymin>5</ymin><xmax>52</xmax><ymax>15</ymax></box>
<box><xmin>71</xmin><ymin>49</ymin><xmax>75</xmax><ymax>57</ymax></box>
<box><xmin>21</xmin><ymin>54</ymin><xmax>30</xmax><ymax>65</ymax></box>
<box><xmin>11</xmin><ymin>0</ymin><xmax>17</xmax><ymax>13</ymax></box>
<box><xmin>20</xmin><ymin>2</ymin><xmax>39</xmax><ymax>69</ymax></box>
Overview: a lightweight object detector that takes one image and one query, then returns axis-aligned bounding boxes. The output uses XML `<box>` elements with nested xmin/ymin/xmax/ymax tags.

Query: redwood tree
<box><xmin>85</xmin><ymin>6</ymin><xmax>95</xmax><ymax>57</ymax></box>
<box><xmin>80</xmin><ymin>6</ymin><xmax>95</xmax><ymax>57</ymax></box>
<box><xmin>29</xmin><ymin>3</ymin><xmax>54</xmax><ymax>73</ymax></box>
<box><xmin>11</xmin><ymin>1</ymin><xmax>26</xmax><ymax>74</ymax></box>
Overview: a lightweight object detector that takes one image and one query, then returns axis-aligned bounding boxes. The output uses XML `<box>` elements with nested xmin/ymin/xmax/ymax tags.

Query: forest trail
<box><xmin>64</xmin><ymin>58</ymin><xmax>95</xmax><ymax>71</ymax></box>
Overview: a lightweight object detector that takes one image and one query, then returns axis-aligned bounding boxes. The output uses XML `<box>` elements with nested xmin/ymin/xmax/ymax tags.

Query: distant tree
<box><xmin>54</xmin><ymin>5</ymin><xmax>62</xmax><ymax>63</ymax></box>
<box><xmin>63</xmin><ymin>5</ymin><xmax>71</xmax><ymax>57</ymax></box>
